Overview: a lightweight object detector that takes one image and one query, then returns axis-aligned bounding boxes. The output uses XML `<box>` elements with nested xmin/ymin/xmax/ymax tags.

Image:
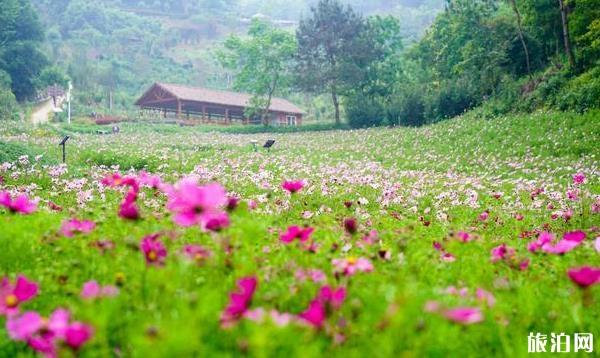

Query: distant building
<box><xmin>135</xmin><ymin>82</ymin><xmax>304</xmax><ymax>126</ymax></box>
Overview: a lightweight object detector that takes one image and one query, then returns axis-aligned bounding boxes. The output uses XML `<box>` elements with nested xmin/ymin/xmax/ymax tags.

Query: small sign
<box><xmin>263</xmin><ymin>140</ymin><xmax>275</xmax><ymax>148</ymax></box>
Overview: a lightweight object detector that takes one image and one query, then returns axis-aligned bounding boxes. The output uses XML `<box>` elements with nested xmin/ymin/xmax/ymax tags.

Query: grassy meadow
<box><xmin>0</xmin><ymin>111</ymin><xmax>599</xmax><ymax>357</ymax></box>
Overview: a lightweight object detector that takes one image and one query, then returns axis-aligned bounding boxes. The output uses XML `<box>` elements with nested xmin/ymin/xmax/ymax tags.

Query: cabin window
<box><xmin>286</xmin><ymin>115</ymin><xmax>297</xmax><ymax>126</ymax></box>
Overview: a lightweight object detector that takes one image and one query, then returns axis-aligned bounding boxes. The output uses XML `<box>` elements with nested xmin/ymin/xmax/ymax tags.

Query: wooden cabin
<box><xmin>135</xmin><ymin>82</ymin><xmax>304</xmax><ymax>126</ymax></box>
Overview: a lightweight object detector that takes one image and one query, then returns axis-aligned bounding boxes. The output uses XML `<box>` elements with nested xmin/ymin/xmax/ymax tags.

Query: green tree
<box><xmin>295</xmin><ymin>0</ymin><xmax>379</xmax><ymax>124</ymax></box>
<box><xmin>218</xmin><ymin>19</ymin><xmax>297</xmax><ymax>125</ymax></box>
<box><xmin>0</xmin><ymin>0</ymin><xmax>47</xmax><ymax>101</ymax></box>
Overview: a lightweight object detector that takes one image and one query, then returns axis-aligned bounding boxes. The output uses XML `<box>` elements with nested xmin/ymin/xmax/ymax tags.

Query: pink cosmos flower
<box><xmin>59</xmin><ymin>219</ymin><xmax>96</xmax><ymax>238</ymax></box>
<box><xmin>220</xmin><ymin>276</ymin><xmax>257</xmax><ymax>328</ymax></box>
<box><xmin>166</xmin><ymin>178</ymin><xmax>229</xmax><ymax>231</ymax></box>
<box><xmin>118</xmin><ymin>189</ymin><xmax>140</xmax><ymax>220</ymax></box>
<box><xmin>140</xmin><ymin>234</ymin><xmax>167</xmax><ymax>266</ymax></box>
<box><xmin>80</xmin><ymin>281</ymin><xmax>119</xmax><ymax>299</ymax></box>
<box><xmin>7</xmin><ymin>308</ymin><xmax>93</xmax><ymax>357</ymax></box>
<box><xmin>280</xmin><ymin>225</ymin><xmax>314</xmax><ymax>244</ymax></box>
<box><xmin>476</xmin><ymin>288</ymin><xmax>496</xmax><ymax>307</ymax></box>
<box><xmin>541</xmin><ymin>231</ymin><xmax>585</xmax><ymax>254</ymax></box>
<box><xmin>595</xmin><ymin>237</ymin><xmax>600</xmax><ymax>253</ymax></box>
<box><xmin>528</xmin><ymin>231</ymin><xmax>554</xmax><ymax>252</ymax></box>
<box><xmin>64</xmin><ymin>322</ymin><xmax>94</xmax><ymax>350</ymax></box>
<box><xmin>0</xmin><ymin>275</ymin><xmax>39</xmax><ymax>316</ymax></box>
<box><xmin>298</xmin><ymin>285</ymin><xmax>346</xmax><ymax>328</ymax></box>
<box><xmin>567</xmin><ymin>189</ymin><xmax>579</xmax><ymax>201</ymax></box>
<box><xmin>101</xmin><ymin>173</ymin><xmax>139</xmax><ymax>191</ymax></box>
<box><xmin>478</xmin><ymin>211</ymin><xmax>489</xmax><ymax>222</ymax></box>
<box><xmin>298</xmin><ymin>300</ymin><xmax>326</xmax><ymax>328</ymax></box>
<box><xmin>361</xmin><ymin>230</ymin><xmax>379</xmax><ymax>245</ymax></box>
<box><xmin>137</xmin><ymin>171</ymin><xmax>163</xmax><ymax>190</ymax></box>
<box><xmin>567</xmin><ymin>266</ymin><xmax>600</xmax><ymax>288</ymax></box>
<box><xmin>181</xmin><ymin>244</ymin><xmax>211</xmax><ymax>264</ymax></box>
<box><xmin>573</xmin><ymin>172</ymin><xmax>586</xmax><ymax>185</ymax></box>
<box><xmin>332</xmin><ymin>257</ymin><xmax>373</xmax><ymax>276</ymax></box>
<box><xmin>282</xmin><ymin>180</ymin><xmax>305</xmax><ymax>193</ymax></box>
<box><xmin>443</xmin><ymin>307</ymin><xmax>483</xmax><ymax>325</ymax></box>
<box><xmin>0</xmin><ymin>192</ymin><xmax>37</xmax><ymax>214</ymax></box>
<box><xmin>203</xmin><ymin>211</ymin><xmax>231</xmax><ymax>232</ymax></box>
<box><xmin>457</xmin><ymin>231</ymin><xmax>472</xmax><ymax>242</ymax></box>
<box><xmin>490</xmin><ymin>244</ymin><xmax>514</xmax><ymax>263</ymax></box>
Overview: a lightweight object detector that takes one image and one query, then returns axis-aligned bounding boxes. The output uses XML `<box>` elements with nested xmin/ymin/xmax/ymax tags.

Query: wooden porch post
<box><xmin>202</xmin><ymin>105</ymin><xmax>207</xmax><ymax>123</ymax></box>
<box><xmin>225</xmin><ymin>108</ymin><xmax>229</xmax><ymax>125</ymax></box>
<box><xmin>176</xmin><ymin>99</ymin><xmax>182</xmax><ymax>119</ymax></box>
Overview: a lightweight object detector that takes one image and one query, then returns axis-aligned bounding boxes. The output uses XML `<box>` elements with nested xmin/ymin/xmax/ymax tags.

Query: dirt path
<box><xmin>30</xmin><ymin>98</ymin><xmax>55</xmax><ymax>125</ymax></box>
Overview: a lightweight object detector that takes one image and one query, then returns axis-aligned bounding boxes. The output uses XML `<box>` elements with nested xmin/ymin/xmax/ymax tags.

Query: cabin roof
<box><xmin>135</xmin><ymin>82</ymin><xmax>304</xmax><ymax>114</ymax></box>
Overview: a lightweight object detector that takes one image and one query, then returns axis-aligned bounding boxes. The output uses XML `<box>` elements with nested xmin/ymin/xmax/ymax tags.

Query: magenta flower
<box><xmin>64</xmin><ymin>322</ymin><xmax>94</xmax><ymax>350</ymax></box>
<box><xmin>282</xmin><ymin>180</ymin><xmax>305</xmax><ymax>193</ymax></box>
<box><xmin>140</xmin><ymin>234</ymin><xmax>167</xmax><ymax>266</ymax></box>
<box><xmin>101</xmin><ymin>173</ymin><xmax>139</xmax><ymax>191</ymax></box>
<box><xmin>298</xmin><ymin>299</ymin><xmax>326</xmax><ymax>328</ymax></box>
<box><xmin>343</xmin><ymin>217</ymin><xmax>358</xmax><ymax>234</ymax></box>
<box><xmin>0</xmin><ymin>192</ymin><xmax>37</xmax><ymax>214</ymax></box>
<box><xmin>166</xmin><ymin>178</ymin><xmax>229</xmax><ymax>230</ymax></box>
<box><xmin>490</xmin><ymin>244</ymin><xmax>514</xmax><ymax>263</ymax></box>
<box><xmin>280</xmin><ymin>225</ymin><xmax>314</xmax><ymax>244</ymax></box>
<box><xmin>478</xmin><ymin>211</ymin><xmax>489</xmax><ymax>222</ymax></box>
<box><xmin>457</xmin><ymin>231</ymin><xmax>473</xmax><ymax>242</ymax></box>
<box><xmin>318</xmin><ymin>286</ymin><xmax>346</xmax><ymax>310</ymax></box>
<box><xmin>118</xmin><ymin>189</ymin><xmax>140</xmax><ymax>220</ymax></box>
<box><xmin>0</xmin><ymin>275</ymin><xmax>39</xmax><ymax>316</ymax></box>
<box><xmin>573</xmin><ymin>172</ymin><xmax>586</xmax><ymax>185</ymax></box>
<box><xmin>332</xmin><ymin>257</ymin><xmax>373</xmax><ymax>276</ymax></box>
<box><xmin>528</xmin><ymin>231</ymin><xmax>554</xmax><ymax>252</ymax></box>
<box><xmin>137</xmin><ymin>171</ymin><xmax>164</xmax><ymax>190</ymax></box>
<box><xmin>181</xmin><ymin>244</ymin><xmax>211</xmax><ymax>264</ymax></box>
<box><xmin>298</xmin><ymin>285</ymin><xmax>346</xmax><ymax>328</ymax></box>
<box><xmin>7</xmin><ymin>308</ymin><xmax>93</xmax><ymax>356</ymax></box>
<box><xmin>540</xmin><ymin>231</ymin><xmax>585</xmax><ymax>254</ymax></box>
<box><xmin>80</xmin><ymin>281</ymin><xmax>119</xmax><ymax>299</ymax></box>
<box><xmin>59</xmin><ymin>219</ymin><xmax>96</xmax><ymax>238</ymax></box>
<box><xmin>220</xmin><ymin>276</ymin><xmax>257</xmax><ymax>328</ymax></box>
<box><xmin>443</xmin><ymin>307</ymin><xmax>483</xmax><ymax>325</ymax></box>
<box><xmin>567</xmin><ymin>266</ymin><xmax>600</xmax><ymax>288</ymax></box>
<box><xmin>203</xmin><ymin>211</ymin><xmax>231</xmax><ymax>232</ymax></box>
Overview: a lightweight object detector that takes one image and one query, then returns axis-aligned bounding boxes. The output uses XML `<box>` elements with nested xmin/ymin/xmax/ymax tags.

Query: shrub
<box><xmin>346</xmin><ymin>96</ymin><xmax>385</xmax><ymax>128</ymax></box>
<box><xmin>0</xmin><ymin>141</ymin><xmax>52</xmax><ymax>164</ymax></box>
<box><xmin>554</xmin><ymin>66</ymin><xmax>600</xmax><ymax>112</ymax></box>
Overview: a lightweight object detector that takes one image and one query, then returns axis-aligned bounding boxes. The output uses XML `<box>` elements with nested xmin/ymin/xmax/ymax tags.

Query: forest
<box><xmin>0</xmin><ymin>0</ymin><xmax>599</xmax><ymax>125</ymax></box>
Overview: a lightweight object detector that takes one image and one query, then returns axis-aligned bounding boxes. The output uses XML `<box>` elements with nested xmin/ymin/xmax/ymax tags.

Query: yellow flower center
<box><xmin>148</xmin><ymin>250</ymin><xmax>158</xmax><ymax>261</ymax></box>
<box><xmin>347</xmin><ymin>257</ymin><xmax>357</xmax><ymax>265</ymax></box>
<box><xmin>5</xmin><ymin>294</ymin><xmax>18</xmax><ymax>308</ymax></box>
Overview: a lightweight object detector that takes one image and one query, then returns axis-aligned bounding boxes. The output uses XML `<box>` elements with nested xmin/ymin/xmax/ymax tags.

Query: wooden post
<box><xmin>176</xmin><ymin>99</ymin><xmax>182</xmax><ymax>119</ymax></box>
<box><xmin>225</xmin><ymin>108</ymin><xmax>229</xmax><ymax>124</ymax></box>
<box><xmin>202</xmin><ymin>105</ymin><xmax>207</xmax><ymax>123</ymax></box>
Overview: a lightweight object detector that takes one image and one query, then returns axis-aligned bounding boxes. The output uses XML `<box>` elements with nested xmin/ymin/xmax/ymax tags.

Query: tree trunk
<box><xmin>508</xmin><ymin>0</ymin><xmax>532</xmax><ymax>79</ymax></box>
<box><xmin>331</xmin><ymin>86</ymin><xmax>340</xmax><ymax>125</ymax></box>
<box><xmin>557</xmin><ymin>0</ymin><xmax>576</xmax><ymax>68</ymax></box>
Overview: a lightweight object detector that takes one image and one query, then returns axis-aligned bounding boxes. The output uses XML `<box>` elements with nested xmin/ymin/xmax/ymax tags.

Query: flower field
<box><xmin>0</xmin><ymin>111</ymin><xmax>599</xmax><ymax>357</ymax></box>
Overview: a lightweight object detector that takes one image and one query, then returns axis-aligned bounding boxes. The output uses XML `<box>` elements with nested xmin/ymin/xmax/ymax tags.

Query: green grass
<box><xmin>0</xmin><ymin>110</ymin><xmax>598</xmax><ymax>357</ymax></box>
